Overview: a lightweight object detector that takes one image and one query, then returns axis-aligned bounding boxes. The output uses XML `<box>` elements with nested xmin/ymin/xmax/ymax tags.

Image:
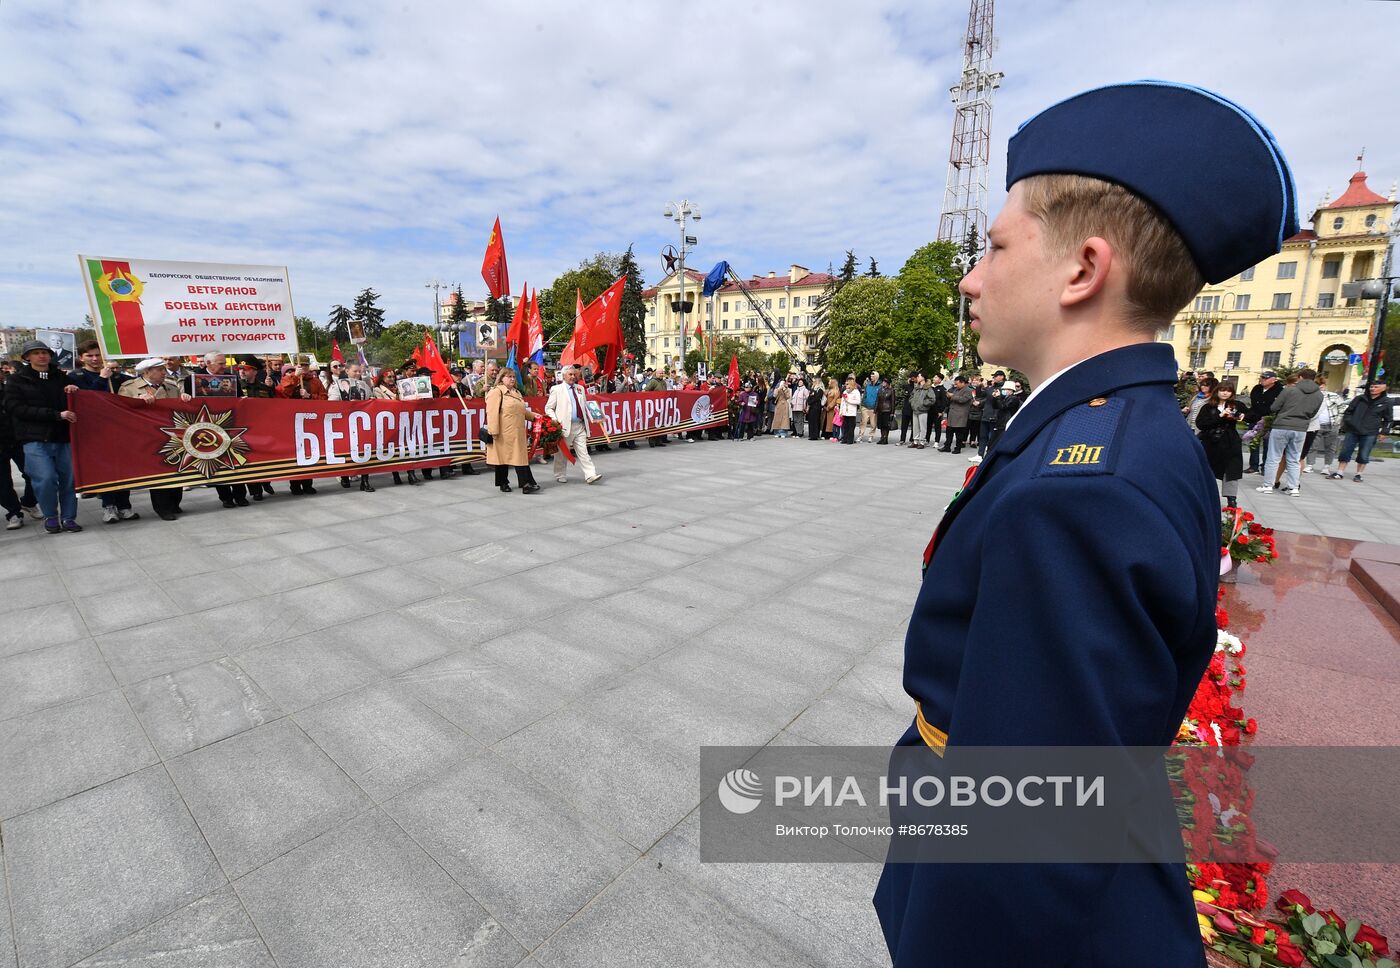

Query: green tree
<box><xmin>700</xmin><ymin>336</ymin><xmax>773</xmax><ymax>376</ymax></box>
<box><xmin>327</xmin><ymin>304</ymin><xmax>353</xmax><ymax>342</ymax></box>
<box><xmin>368</xmin><ymin>320</ymin><xmax>427</xmax><ymax>369</ymax></box>
<box><xmin>539</xmin><ymin>254</ymin><xmax>617</xmax><ymax>347</ymax></box>
<box><xmin>352</xmin><ymin>289</ymin><xmax>386</xmax><ymax>338</ymax></box>
<box><xmin>812</xmin><ymin>251</ymin><xmax>859</xmax><ymax>371</ymax></box>
<box><xmin>617</xmin><ymin>244</ymin><xmax>648</xmax><ymax>363</ymax></box>
<box><xmin>838</xmin><ymin>250</ymin><xmax>859</xmax><ymax>283</ymax></box>
<box><xmin>295</xmin><ymin>315</ymin><xmax>326</xmax><ymax>358</ymax></box>
<box><xmin>866</xmin><ymin>257</ymin><xmax>881</xmax><ymax>278</ymax></box>
<box><xmin>1380</xmin><ymin>302</ymin><xmax>1400</xmax><ymax>382</ymax></box>
<box><xmin>819</xmin><ymin>277</ymin><xmax>900</xmax><ymax>378</ymax></box>
<box><xmin>485</xmin><ymin>294</ymin><xmax>513</xmax><ymax>330</ymax></box>
<box><xmin>450</xmin><ymin>285</ymin><xmax>468</xmax><ymax>325</ymax></box>
<box><xmin>892</xmin><ymin>241</ymin><xmax>960</xmax><ymax>376</ymax></box>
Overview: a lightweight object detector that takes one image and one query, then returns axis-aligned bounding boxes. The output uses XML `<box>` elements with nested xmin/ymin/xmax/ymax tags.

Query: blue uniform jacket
<box><xmin>874</xmin><ymin>343</ymin><xmax>1218</xmax><ymax>967</ymax></box>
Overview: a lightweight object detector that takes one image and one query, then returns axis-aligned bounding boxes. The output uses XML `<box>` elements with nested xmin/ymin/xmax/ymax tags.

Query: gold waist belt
<box><xmin>914</xmin><ymin>702</ymin><xmax>948</xmax><ymax>757</ymax></box>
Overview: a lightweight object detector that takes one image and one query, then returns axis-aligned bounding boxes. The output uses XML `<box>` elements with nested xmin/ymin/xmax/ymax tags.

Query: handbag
<box><xmin>833</xmin><ymin>411</ymin><xmax>844</xmax><ymax>427</ymax></box>
<box><xmin>479</xmin><ymin>392</ymin><xmax>501</xmax><ymax>444</ymax></box>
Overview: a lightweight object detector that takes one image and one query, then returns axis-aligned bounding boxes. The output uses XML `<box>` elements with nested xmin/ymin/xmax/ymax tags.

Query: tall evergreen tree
<box><xmin>326</xmin><ymin>304</ymin><xmax>353</xmax><ymax>342</ymax></box>
<box><xmin>352</xmin><ymin>288</ymin><xmax>386</xmax><ymax>338</ymax></box>
<box><xmin>867</xmin><ymin>257</ymin><xmax>881</xmax><ymax>278</ymax></box>
<box><xmin>838</xmin><ymin>250</ymin><xmax>859</xmax><ymax>283</ymax></box>
<box><xmin>617</xmin><ymin>244</ymin><xmax>648</xmax><ymax>364</ymax></box>
<box><xmin>813</xmin><ymin>251</ymin><xmax>860</xmax><ymax>371</ymax></box>
<box><xmin>450</xmin><ymin>284</ymin><xmax>469</xmax><ymax>325</ymax></box>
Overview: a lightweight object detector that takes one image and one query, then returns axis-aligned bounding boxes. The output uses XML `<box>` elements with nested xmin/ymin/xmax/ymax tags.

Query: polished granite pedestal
<box><xmin>1221</xmin><ymin>530</ymin><xmax>1400</xmax><ymax>933</ymax></box>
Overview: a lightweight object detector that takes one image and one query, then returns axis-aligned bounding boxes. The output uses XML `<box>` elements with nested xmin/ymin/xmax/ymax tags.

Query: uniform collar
<box><xmin>993</xmin><ymin>342</ymin><xmax>1178</xmax><ymax>456</ymax></box>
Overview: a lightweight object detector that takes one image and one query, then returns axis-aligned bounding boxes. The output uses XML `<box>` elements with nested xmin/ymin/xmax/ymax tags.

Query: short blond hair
<box><xmin>1018</xmin><ymin>174</ymin><xmax>1204</xmax><ymax>332</ymax></box>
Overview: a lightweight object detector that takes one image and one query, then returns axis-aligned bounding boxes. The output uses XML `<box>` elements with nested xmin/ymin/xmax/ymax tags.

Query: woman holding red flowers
<box><xmin>1196</xmin><ymin>383</ymin><xmax>1247</xmax><ymax>508</ymax></box>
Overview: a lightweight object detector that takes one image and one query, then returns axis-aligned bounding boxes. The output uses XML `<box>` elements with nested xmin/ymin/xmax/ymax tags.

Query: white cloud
<box><xmin>0</xmin><ymin>0</ymin><xmax>1395</xmax><ymax>333</ymax></box>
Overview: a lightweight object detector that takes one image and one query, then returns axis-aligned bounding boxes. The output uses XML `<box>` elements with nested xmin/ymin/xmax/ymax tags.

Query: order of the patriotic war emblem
<box><xmin>158</xmin><ymin>405</ymin><xmax>251</xmax><ymax>478</ymax></box>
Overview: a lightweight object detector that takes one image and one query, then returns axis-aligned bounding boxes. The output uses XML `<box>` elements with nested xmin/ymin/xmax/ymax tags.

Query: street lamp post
<box><xmin>663</xmin><ymin>200</ymin><xmax>700</xmax><ymax>376</ymax></box>
<box><xmin>953</xmin><ymin>251</ymin><xmax>972</xmax><ymax>374</ymax></box>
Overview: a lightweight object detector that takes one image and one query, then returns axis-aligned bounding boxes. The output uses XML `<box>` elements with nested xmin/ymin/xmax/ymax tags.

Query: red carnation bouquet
<box><xmin>529</xmin><ymin>414</ymin><xmax>574</xmax><ymax>463</ymax></box>
<box><xmin>1223</xmin><ymin>508</ymin><xmax>1279</xmax><ymax>566</ymax></box>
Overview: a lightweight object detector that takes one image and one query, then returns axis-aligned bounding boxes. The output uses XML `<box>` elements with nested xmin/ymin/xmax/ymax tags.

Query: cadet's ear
<box><xmin>1059</xmin><ymin>236</ymin><xmax>1115</xmax><ymax>309</ymax></box>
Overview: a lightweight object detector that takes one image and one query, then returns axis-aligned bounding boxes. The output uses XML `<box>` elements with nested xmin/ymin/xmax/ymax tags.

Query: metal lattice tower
<box><xmin>937</xmin><ymin>0</ymin><xmax>1003</xmax><ymax>251</ymax></box>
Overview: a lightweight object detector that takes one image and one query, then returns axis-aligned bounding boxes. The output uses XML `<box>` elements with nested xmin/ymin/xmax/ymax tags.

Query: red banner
<box><xmin>71</xmin><ymin>389</ymin><xmax>728</xmax><ymax>493</ymax></box>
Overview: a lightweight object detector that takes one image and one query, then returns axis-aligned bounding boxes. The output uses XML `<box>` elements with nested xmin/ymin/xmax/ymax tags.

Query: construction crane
<box><xmin>710</xmin><ymin>263</ymin><xmax>807</xmax><ymax>369</ymax></box>
<box><xmin>937</xmin><ymin>0</ymin><xmax>1003</xmax><ymax>250</ymax></box>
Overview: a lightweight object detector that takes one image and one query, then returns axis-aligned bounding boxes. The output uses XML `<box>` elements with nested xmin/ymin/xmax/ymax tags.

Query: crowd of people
<box><xmin>0</xmin><ymin>341</ymin><xmax>749</xmax><ymax>534</ymax></box>
<box><xmin>1187</xmin><ymin>367</ymin><xmax>1390</xmax><ymax>508</ymax></box>
<box><xmin>727</xmin><ymin>367</ymin><xmax>1028</xmax><ymax>460</ymax></box>
<box><xmin>3</xmin><ymin>335</ymin><xmax>1391</xmax><ymax>535</ymax></box>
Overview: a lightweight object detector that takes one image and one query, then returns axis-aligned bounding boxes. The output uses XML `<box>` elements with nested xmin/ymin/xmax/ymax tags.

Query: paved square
<box><xmin>1</xmin><ymin>435</ymin><xmax>1394</xmax><ymax>967</ymax></box>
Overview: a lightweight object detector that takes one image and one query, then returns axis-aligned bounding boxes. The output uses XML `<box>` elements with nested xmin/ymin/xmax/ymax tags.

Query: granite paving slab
<box><xmin>3</xmin><ymin>765</ymin><xmax>224</xmax><ymax>968</ymax></box>
<box><xmin>385</xmin><ymin>752</ymin><xmax>638</xmax><ymax>948</ymax></box>
<box><xmin>166</xmin><ymin>718</ymin><xmax>371</xmax><ymax>878</ymax></box>
<box><xmin>125</xmin><ymin>657</ymin><xmax>284</xmax><ymax>759</ymax></box>
<box><xmin>72</xmin><ymin>886</ymin><xmax>275</xmax><ymax>968</ymax></box>
<box><xmin>0</xmin><ymin>689</ymin><xmax>158</xmax><ymax>819</ymax></box>
<box><xmin>293</xmin><ymin>681</ymin><xmax>480</xmax><ymax>803</ymax></box>
<box><xmin>234</xmin><ymin>809</ymin><xmax>526</xmax><ymax>968</ymax></box>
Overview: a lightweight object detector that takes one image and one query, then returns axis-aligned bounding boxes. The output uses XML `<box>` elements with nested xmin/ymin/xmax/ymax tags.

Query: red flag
<box><xmin>331</xmin><ymin>340</ymin><xmax>345</xmax><ymax>364</ymax></box>
<box><xmin>481</xmin><ymin>216</ymin><xmax>510</xmax><ymax>300</ymax></box>
<box><xmin>419</xmin><ymin>331</ymin><xmax>455</xmax><ymax>393</ymax></box>
<box><xmin>527</xmin><ymin>288</ymin><xmax>544</xmax><ymax>364</ymax></box>
<box><xmin>560</xmin><ymin>288</ymin><xmax>585</xmax><ymax>367</ymax></box>
<box><xmin>576</xmin><ymin>275</ymin><xmax>627</xmax><ymax>376</ymax></box>
<box><xmin>727</xmin><ymin>354</ymin><xmax>740</xmax><ymax>392</ymax></box>
<box><xmin>693</xmin><ymin>316</ymin><xmax>703</xmax><ymax>345</ymax></box>
<box><xmin>505</xmin><ymin>284</ymin><xmax>528</xmax><ymax>352</ymax></box>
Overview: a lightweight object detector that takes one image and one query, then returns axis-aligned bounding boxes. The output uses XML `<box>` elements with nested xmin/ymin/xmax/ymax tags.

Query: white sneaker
<box><xmin>554</xmin><ymin>477</ymin><xmax>568</xmax><ymax>484</ymax></box>
<box><xmin>1283</xmin><ymin>487</ymin><xmax>1300</xmax><ymax>497</ymax></box>
<box><xmin>968</xmin><ymin>455</ymin><xmax>983</xmax><ymax>464</ymax></box>
<box><xmin>5</xmin><ymin>515</ymin><xmax>20</xmax><ymax>530</ymax></box>
<box><xmin>1255</xmin><ymin>485</ymin><xmax>1275</xmax><ymax>493</ymax></box>
<box><xmin>22</xmin><ymin>505</ymin><xmax>42</xmax><ymax>520</ymax></box>
<box><xmin>586</xmin><ymin>475</ymin><xmax>601</xmax><ymax>485</ymax></box>
<box><xmin>1302</xmin><ymin>465</ymin><xmax>1313</xmax><ymax>474</ymax></box>
<box><xmin>102</xmin><ymin>507</ymin><xmax>119</xmax><ymax>524</ymax></box>
<box><xmin>118</xmin><ymin>509</ymin><xmax>140</xmax><ymax>520</ymax></box>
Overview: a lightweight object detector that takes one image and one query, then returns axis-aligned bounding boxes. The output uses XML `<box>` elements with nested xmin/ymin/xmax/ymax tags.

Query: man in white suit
<box><xmin>544</xmin><ymin>365</ymin><xmax>601</xmax><ymax>485</ymax></box>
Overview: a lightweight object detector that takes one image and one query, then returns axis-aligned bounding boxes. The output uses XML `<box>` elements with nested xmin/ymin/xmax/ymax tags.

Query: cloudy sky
<box><xmin>2</xmin><ymin>0</ymin><xmax>1396</xmax><ymax>332</ymax></box>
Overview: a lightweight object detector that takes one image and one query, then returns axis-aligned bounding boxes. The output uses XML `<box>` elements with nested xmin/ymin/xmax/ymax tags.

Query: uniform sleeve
<box><xmin>898</xmin><ymin>477</ymin><xmax>1204</xmax><ymax>965</ymax></box>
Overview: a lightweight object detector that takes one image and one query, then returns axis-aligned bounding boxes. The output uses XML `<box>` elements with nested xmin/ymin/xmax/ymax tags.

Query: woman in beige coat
<box><xmin>823</xmin><ymin>378</ymin><xmax>840</xmax><ymax>439</ymax></box>
<box><xmin>484</xmin><ymin>368</ymin><xmax>541</xmax><ymax>493</ymax></box>
<box><xmin>771</xmin><ymin>380</ymin><xmax>792</xmax><ymax>437</ymax></box>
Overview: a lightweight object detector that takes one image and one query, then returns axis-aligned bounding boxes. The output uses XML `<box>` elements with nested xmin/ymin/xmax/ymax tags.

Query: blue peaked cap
<box><xmin>1006</xmin><ymin>81</ymin><xmax>1298</xmax><ymax>284</ymax></box>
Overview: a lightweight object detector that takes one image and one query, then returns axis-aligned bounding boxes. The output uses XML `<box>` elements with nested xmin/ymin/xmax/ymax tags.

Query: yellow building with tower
<box><xmin>642</xmin><ymin>265</ymin><xmax>834</xmax><ymax>370</ymax></box>
<box><xmin>1157</xmin><ymin>166</ymin><xmax>1395</xmax><ymax>392</ymax></box>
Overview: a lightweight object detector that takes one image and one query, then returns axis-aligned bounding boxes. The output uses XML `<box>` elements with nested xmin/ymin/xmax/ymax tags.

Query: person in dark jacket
<box><xmin>235</xmin><ymin>362</ymin><xmax>277</xmax><ymax>500</ymax></box>
<box><xmin>925</xmin><ymin>376</ymin><xmax>947</xmax><ymax>448</ymax></box>
<box><xmin>1336</xmin><ymin>379</ymin><xmax>1390</xmax><ymax>482</ymax></box>
<box><xmin>1195</xmin><ymin>382</ymin><xmax>1247</xmax><ymax>507</ymax></box>
<box><xmin>0</xmin><ymin>366</ymin><xmax>40</xmax><ymax>528</ymax></box>
<box><xmin>876</xmin><ymin>377</ymin><xmax>896</xmax><ymax>444</ymax></box>
<box><xmin>805</xmin><ymin>379</ymin><xmax>825</xmax><ymax>440</ymax></box>
<box><xmin>939</xmin><ymin>377</ymin><xmax>973</xmax><ymax>453</ymax></box>
<box><xmin>1244</xmin><ymin>371</ymin><xmax>1281</xmax><ymax>472</ymax></box>
<box><xmin>5</xmin><ymin>341</ymin><xmax>82</xmax><ymax>533</ymax></box>
<box><xmin>69</xmin><ymin>339</ymin><xmax>139</xmax><ymax>522</ymax></box>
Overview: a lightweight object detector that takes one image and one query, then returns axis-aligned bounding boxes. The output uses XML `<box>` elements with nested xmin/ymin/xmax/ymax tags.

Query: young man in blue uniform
<box><xmin>874</xmin><ymin>82</ymin><xmax>1297</xmax><ymax>966</ymax></box>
